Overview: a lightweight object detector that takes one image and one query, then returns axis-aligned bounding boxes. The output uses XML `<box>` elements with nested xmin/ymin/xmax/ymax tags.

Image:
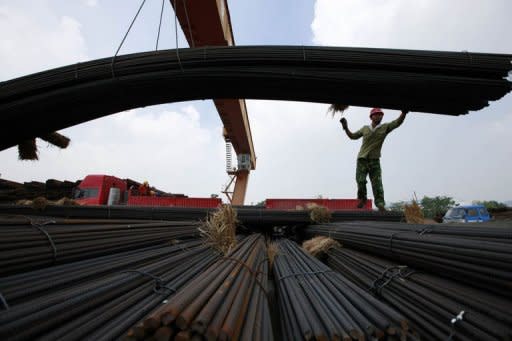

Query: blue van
<box><xmin>442</xmin><ymin>205</ymin><xmax>491</xmax><ymax>223</ymax></box>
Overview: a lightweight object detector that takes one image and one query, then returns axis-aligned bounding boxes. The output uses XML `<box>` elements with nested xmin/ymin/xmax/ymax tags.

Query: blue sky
<box><xmin>1</xmin><ymin>0</ymin><xmax>511</xmax><ymax>205</ymax></box>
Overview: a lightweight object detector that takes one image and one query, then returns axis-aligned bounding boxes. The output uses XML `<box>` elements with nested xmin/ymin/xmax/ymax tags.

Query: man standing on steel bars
<box><xmin>340</xmin><ymin>108</ymin><xmax>408</xmax><ymax>212</ymax></box>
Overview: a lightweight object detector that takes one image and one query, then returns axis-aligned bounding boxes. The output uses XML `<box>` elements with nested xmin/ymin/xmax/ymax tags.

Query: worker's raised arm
<box><xmin>386</xmin><ymin>110</ymin><xmax>409</xmax><ymax>133</ymax></box>
<box><xmin>340</xmin><ymin>118</ymin><xmax>362</xmax><ymax>140</ymax></box>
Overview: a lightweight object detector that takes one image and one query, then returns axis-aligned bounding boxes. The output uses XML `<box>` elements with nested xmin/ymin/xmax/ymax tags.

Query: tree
<box><xmin>420</xmin><ymin>196</ymin><xmax>455</xmax><ymax>219</ymax></box>
<box><xmin>388</xmin><ymin>201</ymin><xmax>406</xmax><ymax>213</ymax></box>
<box><xmin>473</xmin><ymin>200</ymin><xmax>507</xmax><ymax>211</ymax></box>
<box><xmin>254</xmin><ymin>200</ymin><xmax>266</xmax><ymax>207</ymax></box>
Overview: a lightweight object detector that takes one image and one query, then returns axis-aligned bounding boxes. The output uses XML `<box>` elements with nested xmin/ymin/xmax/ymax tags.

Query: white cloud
<box><xmin>0</xmin><ymin>5</ymin><xmax>88</xmax><ymax>81</ymax></box>
<box><xmin>312</xmin><ymin>0</ymin><xmax>511</xmax><ymax>53</ymax></box>
<box><xmin>83</xmin><ymin>0</ymin><xmax>98</xmax><ymax>7</ymax></box>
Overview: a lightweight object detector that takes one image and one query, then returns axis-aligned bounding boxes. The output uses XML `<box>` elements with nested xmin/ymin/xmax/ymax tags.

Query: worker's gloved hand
<box><xmin>340</xmin><ymin>117</ymin><xmax>348</xmax><ymax>129</ymax></box>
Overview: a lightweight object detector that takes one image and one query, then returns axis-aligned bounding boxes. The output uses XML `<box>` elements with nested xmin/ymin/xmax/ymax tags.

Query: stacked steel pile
<box><xmin>326</xmin><ymin>246</ymin><xmax>512</xmax><ymax>340</ymax></box>
<box><xmin>0</xmin><ymin>216</ymin><xmax>200</xmax><ymax>276</ymax></box>
<box><xmin>2</xmin><ymin>46</ymin><xmax>512</xmax><ymax>150</ymax></box>
<box><xmin>0</xmin><ymin>240</ymin><xmax>218</xmax><ymax>340</ymax></box>
<box><xmin>304</xmin><ymin>221</ymin><xmax>512</xmax><ymax>298</ymax></box>
<box><xmin>0</xmin><ymin>204</ymin><xmax>403</xmax><ymax>227</ymax></box>
<box><xmin>0</xmin><ymin>178</ymin><xmax>79</xmax><ymax>203</ymax></box>
<box><xmin>274</xmin><ymin>239</ymin><xmax>413</xmax><ymax>340</ymax></box>
<box><xmin>127</xmin><ymin>234</ymin><xmax>271</xmax><ymax>341</ymax></box>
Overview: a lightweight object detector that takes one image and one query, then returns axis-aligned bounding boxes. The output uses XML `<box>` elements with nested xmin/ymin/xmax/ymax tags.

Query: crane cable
<box><xmin>111</xmin><ymin>0</ymin><xmax>148</xmax><ymax>77</ymax></box>
<box><xmin>155</xmin><ymin>0</ymin><xmax>165</xmax><ymax>50</ymax></box>
<box><xmin>173</xmin><ymin>0</ymin><xmax>184</xmax><ymax>72</ymax></box>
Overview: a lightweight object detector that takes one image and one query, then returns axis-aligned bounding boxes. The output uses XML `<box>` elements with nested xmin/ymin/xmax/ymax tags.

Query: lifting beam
<box><xmin>170</xmin><ymin>0</ymin><xmax>256</xmax><ymax>205</ymax></box>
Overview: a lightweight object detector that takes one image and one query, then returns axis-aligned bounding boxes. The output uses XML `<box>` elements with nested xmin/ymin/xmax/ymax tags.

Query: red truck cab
<box><xmin>74</xmin><ymin>175</ymin><xmax>127</xmax><ymax>205</ymax></box>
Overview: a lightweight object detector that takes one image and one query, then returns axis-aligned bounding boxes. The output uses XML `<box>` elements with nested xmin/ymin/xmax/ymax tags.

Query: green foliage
<box><xmin>420</xmin><ymin>196</ymin><xmax>455</xmax><ymax>219</ymax></box>
<box><xmin>388</xmin><ymin>201</ymin><xmax>406</xmax><ymax>213</ymax></box>
<box><xmin>254</xmin><ymin>200</ymin><xmax>266</xmax><ymax>207</ymax></box>
<box><xmin>473</xmin><ymin>200</ymin><xmax>507</xmax><ymax>211</ymax></box>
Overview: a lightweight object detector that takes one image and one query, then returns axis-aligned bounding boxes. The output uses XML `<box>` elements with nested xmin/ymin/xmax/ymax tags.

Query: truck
<box><xmin>73</xmin><ymin>174</ymin><xmax>222</xmax><ymax>208</ymax></box>
<box><xmin>442</xmin><ymin>205</ymin><xmax>491</xmax><ymax>223</ymax></box>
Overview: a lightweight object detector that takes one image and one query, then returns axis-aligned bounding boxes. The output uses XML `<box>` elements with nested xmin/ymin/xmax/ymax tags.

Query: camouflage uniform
<box><xmin>356</xmin><ymin>158</ymin><xmax>384</xmax><ymax>207</ymax></box>
<box><xmin>352</xmin><ymin>118</ymin><xmax>404</xmax><ymax>208</ymax></box>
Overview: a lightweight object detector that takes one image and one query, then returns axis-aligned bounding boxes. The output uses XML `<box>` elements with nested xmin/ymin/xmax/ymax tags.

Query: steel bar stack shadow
<box><xmin>0</xmin><ymin>240</ymin><xmax>218</xmax><ymax>340</ymax></box>
<box><xmin>304</xmin><ymin>221</ymin><xmax>512</xmax><ymax>298</ymax></box>
<box><xmin>0</xmin><ymin>204</ymin><xmax>404</xmax><ymax>228</ymax></box>
<box><xmin>326</xmin><ymin>246</ymin><xmax>512</xmax><ymax>340</ymax></box>
<box><xmin>274</xmin><ymin>239</ymin><xmax>413</xmax><ymax>340</ymax></box>
<box><xmin>0</xmin><ymin>215</ymin><xmax>200</xmax><ymax>276</ymax></box>
<box><xmin>127</xmin><ymin>234</ymin><xmax>272</xmax><ymax>341</ymax></box>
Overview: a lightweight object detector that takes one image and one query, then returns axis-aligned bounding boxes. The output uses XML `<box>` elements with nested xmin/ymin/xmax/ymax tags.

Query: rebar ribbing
<box><xmin>127</xmin><ymin>233</ymin><xmax>272</xmax><ymax>340</ymax></box>
<box><xmin>0</xmin><ymin>216</ymin><xmax>200</xmax><ymax>276</ymax></box>
<box><xmin>1</xmin><ymin>46</ymin><xmax>511</xmax><ymax>149</ymax></box>
<box><xmin>304</xmin><ymin>221</ymin><xmax>512</xmax><ymax>297</ymax></box>
<box><xmin>326</xmin><ymin>247</ymin><xmax>512</xmax><ymax>340</ymax></box>
<box><xmin>274</xmin><ymin>238</ymin><xmax>413</xmax><ymax>340</ymax></box>
<box><xmin>0</xmin><ymin>240</ymin><xmax>218</xmax><ymax>341</ymax></box>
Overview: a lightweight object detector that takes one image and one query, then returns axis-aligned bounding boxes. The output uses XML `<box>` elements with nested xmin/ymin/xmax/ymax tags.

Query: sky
<box><xmin>0</xmin><ymin>0</ymin><xmax>511</xmax><ymax>206</ymax></box>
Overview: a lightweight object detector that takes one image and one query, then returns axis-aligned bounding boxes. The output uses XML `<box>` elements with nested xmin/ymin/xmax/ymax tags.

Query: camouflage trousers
<box><xmin>356</xmin><ymin>158</ymin><xmax>385</xmax><ymax>208</ymax></box>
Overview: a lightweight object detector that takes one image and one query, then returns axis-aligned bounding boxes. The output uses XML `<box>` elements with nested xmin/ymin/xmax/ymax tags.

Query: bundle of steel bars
<box><xmin>274</xmin><ymin>239</ymin><xmax>413</xmax><ymax>340</ymax></box>
<box><xmin>127</xmin><ymin>234</ymin><xmax>272</xmax><ymax>341</ymax></box>
<box><xmin>304</xmin><ymin>221</ymin><xmax>512</xmax><ymax>297</ymax></box>
<box><xmin>0</xmin><ymin>204</ymin><xmax>403</xmax><ymax>226</ymax></box>
<box><xmin>1</xmin><ymin>46</ymin><xmax>511</xmax><ymax>149</ymax></box>
<box><xmin>326</xmin><ymin>246</ymin><xmax>512</xmax><ymax>340</ymax></box>
<box><xmin>0</xmin><ymin>215</ymin><xmax>200</xmax><ymax>276</ymax></box>
<box><xmin>0</xmin><ymin>240</ymin><xmax>218</xmax><ymax>341</ymax></box>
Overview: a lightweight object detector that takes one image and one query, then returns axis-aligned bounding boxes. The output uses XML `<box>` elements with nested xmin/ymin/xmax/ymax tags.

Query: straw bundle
<box><xmin>327</xmin><ymin>104</ymin><xmax>350</xmax><ymax>116</ymax></box>
<box><xmin>54</xmin><ymin>197</ymin><xmax>79</xmax><ymax>206</ymax></box>
<box><xmin>199</xmin><ymin>205</ymin><xmax>238</xmax><ymax>255</ymax></box>
<box><xmin>15</xmin><ymin>199</ymin><xmax>33</xmax><ymax>206</ymax></box>
<box><xmin>18</xmin><ymin>139</ymin><xmax>38</xmax><ymax>160</ymax></box>
<box><xmin>267</xmin><ymin>241</ymin><xmax>279</xmax><ymax>268</ymax></box>
<box><xmin>16</xmin><ymin>197</ymin><xmax>78</xmax><ymax>208</ymax></box>
<box><xmin>306</xmin><ymin>203</ymin><xmax>332</xmax><ymax>223</ymax></box>
<box><xmin>302</xmin><ymin>236</ymin><xmax>340</xmax><ymax>258</ymax></box>
<box><xmin>32</xmin><ymin>196</ymin><xmax>49</xmax><ymax>210</ymax></box>
<box><xmin>404</xmin><ymin>200</ymin><xmax>425</xmax><ymax>224</ymax></box>
<box><xmin>40</xmin><ymin>132</ymin><xmax>70</xmax><ymax>148</ymax></box>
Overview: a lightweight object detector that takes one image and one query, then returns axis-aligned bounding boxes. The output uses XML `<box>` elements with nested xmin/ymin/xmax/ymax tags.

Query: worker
<box><xmin>340</xmin><ymin>108</ymin><xmax>408</xmax><ymax>212</ymax></box>
<box><xmin>138</xmin><ymin>181</ymin><xmax>150</xmax><ymax>196</ymax></box>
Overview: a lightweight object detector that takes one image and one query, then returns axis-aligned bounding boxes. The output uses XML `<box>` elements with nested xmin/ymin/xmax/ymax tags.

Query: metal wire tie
<box><xmin>0</xmin><ymin>293</ymin><xmax>9</xmax><ymax>310</ymax></box>
<box><xmin>122</xmin><ymin>270</ymin><xmax>177</xmax><ymax>295</ymax></box>
<box><xmin>26</xmin><ymin>217</ymin><xmax>58</xmax><ymax>262</ymax></box>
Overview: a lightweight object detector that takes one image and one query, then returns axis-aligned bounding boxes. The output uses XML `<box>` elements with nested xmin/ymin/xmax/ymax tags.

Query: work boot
<box><xmin>377</xmin><ymin>205</ymin><xmax>387</xmax><ymax>213</ymax></box>
<box><xmin>357</xmin><ymin>199</ymin><xmax>367</xmax><ymax>208</ymax></box>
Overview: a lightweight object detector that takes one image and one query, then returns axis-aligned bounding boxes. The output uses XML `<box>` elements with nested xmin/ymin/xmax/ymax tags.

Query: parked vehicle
<box><xmin>442</xmin><ymin>205</ymin><xmax>491</xmax><ymax>223</ymax></box>
<box><xmin>74</xmin><ymin>174</ymin><xmax>221</xmax><ymax>208</ymax></box>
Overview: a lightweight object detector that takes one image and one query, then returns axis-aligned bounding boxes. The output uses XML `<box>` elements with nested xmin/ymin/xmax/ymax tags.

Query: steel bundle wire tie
<box><xmin>370</xmin><ymin>265</ymin><xmax>415</xmax><ymax>296</ymax></box>
<box><xmin>0</xmin><ymin>293</ymin><xmax>9</xmax><ymax>310</ymax></box>
<box><xmin>390</xmin><ymin>228</ymin><xmax>431</xmax><ymax>253</ymax></box>
<box><xmin>447</xmin><ymin>310</ymin><xmax>465</xmax><ymax>341</ymax></box>
<box><xmin>220</xmin><ymin>256</ymin><xmax>270</xmax><ymax>299</ymax></box>
<box><xmin>122</xmin><ymin>270</ymin><xmax>177</xmax><ymax>295</ymax></box>
<box><xmin>277</xmin><ymin>269</ymin><xmax>334</xmax><ymax>282</ymax></box>
<box><xmin>26</xmin><ymin>217</ymin><xmax>58</xmax><ymax>262</ymax></box>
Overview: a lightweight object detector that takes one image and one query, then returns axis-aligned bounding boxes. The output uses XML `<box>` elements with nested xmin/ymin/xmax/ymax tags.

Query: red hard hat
<box><xmin>370</xmin><ymin>108</ymin><xmax>384</xmax><ymax>116</ymax></box>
